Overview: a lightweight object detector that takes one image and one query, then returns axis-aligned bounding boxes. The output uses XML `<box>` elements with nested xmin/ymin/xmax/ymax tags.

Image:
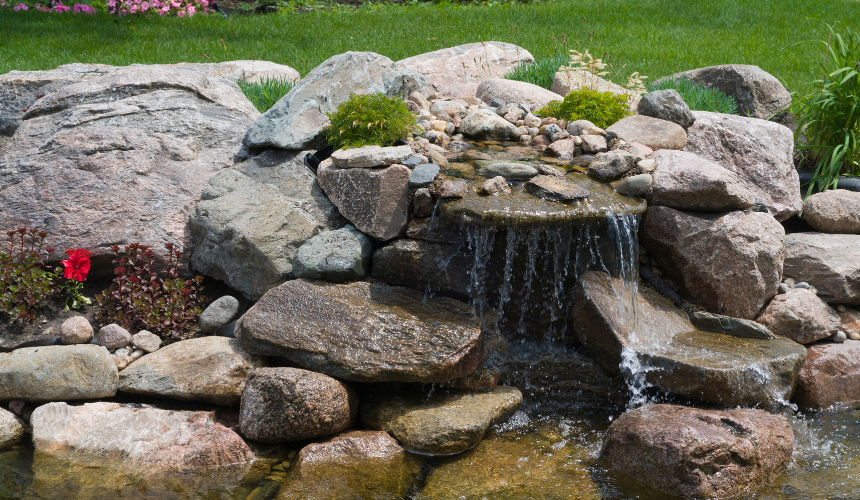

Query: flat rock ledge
<box><xmin>31</xmin><ymin>402</ymin><xmax>254</xmax><ymax>470</ymax></box>
<box><xmin>236</xmin><ymin>280</ymin><xmax>483</xmax><ymax>383</ymax></box>
<box><xmin>361</xmin><ymin>386</ymin><xmax>522</xmax><ymax>455</ymax></box>
<box><xmin>602</xmin><ymin>404</ymin><xmax>794</xmax><ymax>499</ymax></box>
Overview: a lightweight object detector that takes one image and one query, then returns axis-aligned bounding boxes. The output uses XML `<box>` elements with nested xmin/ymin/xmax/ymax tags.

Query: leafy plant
<box><xmin>238</xmin><ymin>76</ymin><xmax>295</xmax><ymax>112</ymax></box>
<box><xmin>326</xmin><ymin>93</ymin><xmax>414</xmax><ymax>150</ymax></box>
<box><xmin>96</xmin><ymin>242</ymin><xmax>205</xmax><ymax>340</ymax></box>
<box><xmin>57</xmin><ymin>248</ymin><xmax>92</xmax><ymax>310</ymax></box>
<box><xmin>0</xmin><ymin>229</ymin><xmax>55</xmax><ymax>324</ymax></box>
<box><xmin>794</xmin><ymin>24</ymin><xmax>860</xmax><ymax>195</ymax></box>
<box><xmin>648</xmin><ymin>77</ymin><xmax>738</xmax><ymax>114</ymax></box>
<box><xmin>505</xmin><ymin>51</ymin><xmax>569</xmax><ymax>90</ymax></box>
<box><xmin>538</xmin><ymin>89</ymin><xmax>630</xmax><ymax>129</ymax></box>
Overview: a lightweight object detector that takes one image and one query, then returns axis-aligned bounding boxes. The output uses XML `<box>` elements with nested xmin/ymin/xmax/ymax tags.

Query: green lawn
<box><xmin>1</xmin><ymin>0</ymin><xmax>859</xmax><ymax>92</ymax></box>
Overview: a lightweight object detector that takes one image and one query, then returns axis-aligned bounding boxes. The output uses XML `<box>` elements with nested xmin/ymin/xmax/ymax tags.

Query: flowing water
<box><xmin>1</xmin><ymin>142</ymin><xmax>856</xmax><ymax>499</ymax></box>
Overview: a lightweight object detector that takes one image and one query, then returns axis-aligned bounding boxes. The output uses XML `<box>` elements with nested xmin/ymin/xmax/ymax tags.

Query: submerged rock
<box><xmin>277</xmin><ymin>430</ymin><xmax>421</xmax><ymax>500</ymax></box>
<box><xmin>236</xmin><ymin>280</ymin><xmax>483</xmax><ymax>383</ymax></box>
<box><xmin>31</xmin><ymin>402</ymin><xmax>254</xmax><ymax>470</ymax></box>
<box><xmin>756</xmin><ymin>288</ymin><xmax>842</xmax><ymax>344</ymax></box>
<box><xmin>239</xmin><ymin>368</ymin><xmax>358</xmax><ymax>443</ymax></box>
<box><xmin>476</xmin><ymin>161</ymin><xmax>538</xmax><ymax>180</ymax></box>
<box><xmin>361</xmin><ymin>386</ymin><xmax>522</xmax><ymax>455</ymax></box>
<box><xmin>793</xmin><ymin>342</ymin><xmax>860</xmax><ymax>410</ymax></box>
<box><xmin>639</xmin><ymin>206</ymin><xmax>785</xmax><ymax>320</ymax></box>
<box><xmin>602</xmin><ymin>404</ymin><xmax>794</xmax><ymax>499</ymax></box>
<box><xmin>118</xmin><ymin>337</ymin><xmax>268</xmax><ymax>405</ymax></box>
<box><xmin>784</xmin><ymin>233</ymin><xmax>860</xmax><ymax>304</ymax></box>
<box><xmin>0</xmin><ymin>345</ymin><xmax>118</xmax><ymax>402</ymax></box>
<box><xmin>574</xmin><ymin>271</ymin><xmax>806</xmax><ymax>407</ymax></box>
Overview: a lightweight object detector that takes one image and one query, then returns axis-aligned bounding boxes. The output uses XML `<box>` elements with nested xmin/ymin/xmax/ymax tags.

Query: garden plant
<box><xmin>325</xmin><ymin>92</ymin><xmax>414</xmax><ymax>149</ymax></box>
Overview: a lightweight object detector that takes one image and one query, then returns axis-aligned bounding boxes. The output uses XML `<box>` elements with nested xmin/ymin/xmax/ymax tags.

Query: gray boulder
<box><xmin>191</xmin><ymin>149</ymin><xmax>345</xmax><ymax>300</ymax></box>
<box><xmin>638</xmin><ymin>89</ymin><xmax>695</xmax><ymax>129</ymax></box>
<box><xmin>784</xmin><ymin>233</ymin><xmax>860</xmax><ymax>304</ymax></box>
<box><xmin>802</xmin><ymin>189</ymin><xmax>860</xmax><ymax>234</ymax></box>
<box><xmin>654</xmin><ymin>64</ymin><xmax>792</xmax><ymax>119</ymax></box>
<box><xmin>408</xmin><ymin>163</ymin><xmax>440</xmax><ymax>187</ymax></box>
<box><xmin>640</xmin><ymin>206</ymin><xmax>785</xmax><ymax>320</ymax></box>
<box><xmin>684</xmin><ymin>111</ymin><xmax>801</xmax><ymax>221</ymax></box>
<box><xmin>198</xmin><ymin>296</ymin><xmax>240</xmax><ymax>333</ymax></box>
<box><xmin>118</xmin><ymin>336</ymin><xmax>268</xmax><ymax>405</ymax></box>
<box><xmin>649</xmin><ymin>150</ymin><xmax>757</xmax><ymax>211</ymax></box>
<box><xmin>587</xmin><ymin>151</ymin><xmax>637</xmax><ymax>181</ymax></box>
<box><xmin>459</xmin><ymin>109</ymin><xmax>517</xmax><ymax>139</ymax></box>
<box><xmin>244</xmin><ymin>52</ymin><xmax>426</xmax><ymax>149</ymax></box>
<box><xmin>239</xmin><ymin>367</ymin><xmax>358</xmax><ymax>442</ymax></box>
<box><xmin>317</xmin><ymin>159</ymin><xmax>410</xmax><ymax>241</ymax></box>
<box><xmin>610</xmin><ymin>174</ymin><xmax>653</xmax><ymax>196</ymax></box>
<box><xmin>361</xmin><ymin>386</ymin><xmax>522</xmax><ymax>455</ymax></box>
<box><xmin>0</xmin><ymin>345</ymin><xmax>118</xmax><ymax>402</ymax></box>
<box><xmin>476</xmin><ymin>161</ymin><xmax>538</xmax><ymax>180</ymax></box>
<box><xmin>476</xmin><ymin>78</ymin><xmax>561</xmax><ymax>112</ymax></box>
<box><xmin>293</xmin><ymin>225</ymin><xmax>372</xmax><ymax>282</ymax></box>
<box><xmin>330</xmin><ymin>145</ymin><xmax>415</xmax><ymax>169</ymax></box>
<box><xmin>574</xmin><ymin>271</ymin><xmax>806</xmax><ymax>407</ymax></box>
<box><xmin>236</xmin><ymin>280</ymin><xmax>483</xmax><ymax>383</ymax></box>
<box><xmin>0</xmin><ymin>64</ymin><xmax>259</xmax><ymax>272</ymax></box>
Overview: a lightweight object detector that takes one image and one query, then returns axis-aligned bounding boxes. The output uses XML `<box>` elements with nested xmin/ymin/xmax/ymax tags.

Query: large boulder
<box><xmin>191</xmin><ymin>149</ymin><xmax>345</xmax><ymax>300</ymax></box>
<box><xmin>459</xmin><ymin>109</ymin><xmax>517</xmax><ymax>139</ymax></box>
<box><xmin>179</xmin><ymin>60</ymin><xmax>301</xmax><ymax>84</ymax></box>
<box><xmin>639</xmin><ymin>206</ymin><xmax>785</xmax><ymax>319</ymax></box>
<box><xmin>236</xmin><ymin>280</ymin><xmax>483</xmax><ymax>383</ymax></box>
<box><xmin>0</xmin><ymin>63</ymin><xmax>115</xmax><ymax>137</ymax></box>
<box><xmin>574</xmin><ymin>271</ymin><xmax>806</xmax><ymax>407</ymax></box>
<box><xmin>602</xmin><ymin>404</ymin><xmax>794</xmax><ymax>499</ymax></box>
<box><xmin>0</xmin><ymin>64</ymin><xmax>259</xmax><ymax>271</ymax></box>
<box><xmin>605</xmin><ymin>115</ymin><xmax>687</xmax><ymax>151</ymax></box>
<box><xmin>802</xmin><ymin>189</ymin><xmax>860</xmax><ymax>234</ymax></box>
<box><xmin>550</xmin><ymin>70</ymin><xmax>640</xmax><ymax>111</ymax></box>
<box><xmin>784</xmin><ymin>233</ymin><xmax>860</xmax><ymax>304</ymax></box>
<box><xmin>0</xmin><ymin>407</ymin><xmax>24</xmax><ymax>449</ymax></box>
<box><xmin>31</xmin><ymin>402</ymin><xmax>254</xmax><ymax>470</ymax></box>
<box><xmin>244</xmin><ymin>52</ymin><xmax>426</xmax><ymax>149</ymax></box>
<box><xmin>475</xmin><ymin>78</ymin><xmax>561</xmax><ymax>112</ymax></box>
<box><xmin>756</xmin><ymin>288</ymin><xmax>842</xmax><ymax>344</ymax></box>
<box><xmin>0</xmin><ymin>344</ymin><xmax>118</xmax><ymax>402</ymax></box>
<box><xmin>239</xmin><ymin>367</ymin><xmax>358</xmax><ymax>443</ymax></box>
<box><xmin>684</xmin><ymin>111</ymin><xmax>801</xmax><ymax>221</ymax></box>
<box><xmin>276</xmin><ymin>431</ymin><xmax>421</xmax><ymax>500</ymax></box>
<box><xmin>793</xmin><ymin>341</ymin><xmax>860</xmax><ymax>410</ymax></box>
<box><xmin>360</xmin><ymin>386</ymin><xmax>522</xmax><ymax>455</ymax></box>
<box><xmin>317</xmin><ymin>159</ymin><xmax>410</xmax><ymax>241</ymax></box>
<box><xmin>292</xmin><ymin>225</ymin><xmax>372</xmax><ymax>282</ymax></box>
<box><xmin>118</xmin><ymin>337</ymin><xmax>268</xmax><ymax>405</ymax></box>
<box><xmin>371</xmin><ymin>238</ymin><xmax>473</xmax><ymax>300</ymax></box>
<box><xmin>654</xmin><ymin>64</ymin><xmax>792</xmax><ymax>119</ymax></box>
<box><xmin>649</xmin><ymin>150</ymin><xmax>757</xmax><ymax>211</ymax></box>
<box><xmin>397</xmin><ymin>42</ymin><xmax>533</xmax><ymax>98</ymax></box>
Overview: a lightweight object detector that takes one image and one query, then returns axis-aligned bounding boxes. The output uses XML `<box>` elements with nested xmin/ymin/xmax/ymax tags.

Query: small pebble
<box><xmin>832</xmin><ymin>331</ymin><xmax>847</xmax><ymax>343</ymax></box>
<box><xmin>115</xmin><ymin>348</ymin><xmax>130</xmax><ymax>357</ymax></box>
<box><xmin>783</xmin><ymin>277</ymin><xmax>796</xmax><ymax>287</ymax></box>
<box><xmin>795</xmin><ymin>281</ymin><xmax>810</xmax><ymax>289</ymax></box>
<box><xmin>837</xmin><ymin>305</ymin><xmax>847</xmax><ymax>313</ymax></box>
<box><xmin>848</xmin><ymin>331</ymin><xmax>860</xmax><ymax>341</ymax></box>
<box><xmin>130</xmin><ymin>349</ymin><xmax>145</xmax><ymax>360</ymax></box>
<box><xmin>777</xmin><ymin>283</ymin><xmax>788</xmax><ymax>294</ymax></box>
<box><xmin>8</xmin><ymin>400</ymin><xmax>24</xmax><ymax>416</ymax></box>
<box><xmin>808</xmin><ymin>285</ymin><xmax>818</xmax><ymax>295</ymax></box>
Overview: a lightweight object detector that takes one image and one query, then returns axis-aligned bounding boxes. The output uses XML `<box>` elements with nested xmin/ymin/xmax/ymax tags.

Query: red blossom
<box><xmin>61</xmin><ymin>248</ymin><xmax>91</xmax><ymax>282</ymax></box>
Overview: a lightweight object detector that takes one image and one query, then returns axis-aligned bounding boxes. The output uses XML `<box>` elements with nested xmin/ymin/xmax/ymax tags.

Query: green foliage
<box><xmin>795</xmin><ymin>24</ymin><xmax>860</xmax><ymax>195</ymax></box>
<box><xmin>326</xmin><ymin>93</ymin><xmax>414</xmax><ymax>150</ymax></box>
<box><xmin>96</xmin><ymin>243</ymin><xmax>205</xmax><ymax>340</ymax></box>
<box><xmin>647</xmin><ymin>77</ymin><xmax>738</xmax><ymax>114</ymax></box>
<box><xmin>505</xmin><ymin>51</ymin><xmax>568</xmax><ymax>90</ymax></box>
<box><xmin>0</xmin><ymin>229</ymin><xmax>54</xmax><ymax>324</ymax></box>
<box><xmin>538</xmin><ymin>89</ymin><xmax>629</xmax><ymax>129</ymax></box>
<box><xmin>238</xmin><ymin>76</ymin><xmax>295</xmax><ymax>113</ymax></box>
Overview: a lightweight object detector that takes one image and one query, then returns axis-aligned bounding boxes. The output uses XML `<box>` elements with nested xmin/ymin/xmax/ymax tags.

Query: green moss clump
<box><xmin>538</xmin><ymin>89</ymin><xmax>630</xmax><ymax>129</ymax></box>
<box><xmin>326</xmin><ymin>93</ymin><xmax>414</xmax><ymax>150</ymax></box>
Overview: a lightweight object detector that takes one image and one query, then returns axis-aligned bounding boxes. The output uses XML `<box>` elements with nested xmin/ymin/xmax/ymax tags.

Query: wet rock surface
<box><xmin>783</xmin><ymin>232</ymin><xmax>860</xmax><ymax>304</ymax></box>
<box><xmin>118</xmin><ymin>337</ymin><xmax>268</xmax><ymax>405</ymax></box>
<box><xmin>602</xmin><ymin>404</ymin><xmax>794</xmax><ymax>499</ymax></box>
<box><xmin>574</xmin><ymin>271</ymin><xmax>806</xmax><ymax>406</ymax></box>
<box><xmin>640</xmin><ymin>206</ymin><xmax>785</xmax><ymax>319</ymax></box>
<box><xmin>793</xmin><ymin>341</ymin><xmax>860</xmax><ymax>410</ymax></box>
<box><xmin>756</xmin><ymin>288</ymin><xmax>842</xmax><ymax>344</ymax></box>
<box><xmin>191</xmin><ymin>149</ymin><xmax>345</xmax><ymax>300</ymax></box>
<box><xmin>236</xmin><ymin>280</ymin><xmax>483</xmax><ymax>383</ymax></box>
<box><xmin>31</xmin><ymin>402</ymin><xmax>254</xmax><ymax>470</ymax></box>
<box><xmin>0</xmin><ymin>345</ymin><xmax>118</xmax><ymax>402</ymax></box>
<box><xmin>277</xmin><ymin>430</ymin><xmax>421</xmax><ymax>500</ymax></box>
<box><xmin>371</xmin><ymin>238</ymin><xmax>473</xmax><ymax>299</ymax></box>
<box><xmin>802</xmin><ymin>189</ymin><xmax>860</xmax><ymax>234</ymax></box>
<box><xmin>684</xmin><ymin>111</ymin><xmax>801</xmax><ymax>221</ymax></box>
<box><xmin>239</xmin><ymin>367</ymin><xmax>358</xmax><ymax>443</ymax></box>
<box><xmin>361</xmin><ymin>386</ymin><xmax>522</xmax><ymax>455</ymax></box>
<box><xmin>524</xmin><ymin>174</ymin><xmax>590</xmax><ymax>202</ymax></box>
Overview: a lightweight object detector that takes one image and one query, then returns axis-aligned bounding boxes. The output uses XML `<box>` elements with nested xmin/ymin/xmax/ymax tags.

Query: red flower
<box><xmin>61</xmin><ymin>249</ymin><xmax>91</xmax><ymax>282</ymax></box>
